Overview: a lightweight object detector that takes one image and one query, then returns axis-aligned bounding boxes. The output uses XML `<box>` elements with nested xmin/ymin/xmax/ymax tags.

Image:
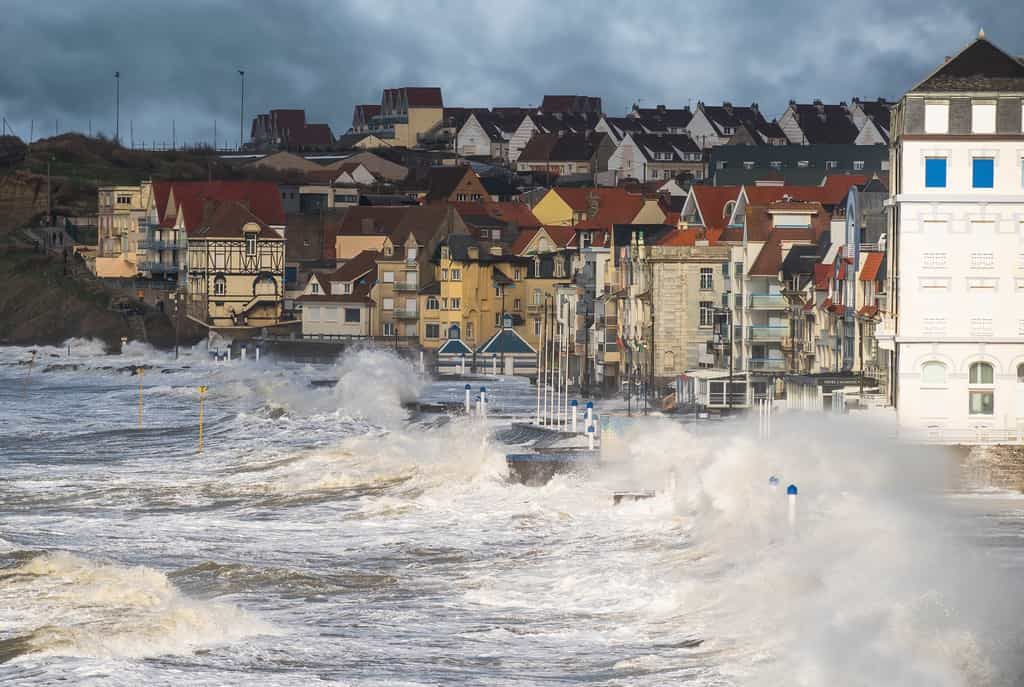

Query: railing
<box><xmin>748</xmin><ymin>294</ymin><xmax>788</xmax><ymax>309</ymax></box>
<box><xmin>708</xmin><ymin>392</ymin><xmax>748</xmax><ymax>406</ymax></box>
<box><xmin>139</xmin><ymin>237</ymin><xmax>187</xmax><ymax>250</ymax></box>
<box><xmin>392</xmin><ymin>281</ymin><xmax>419</xmax><ymax>292</ymax></box>
<box><xmin>393</xmin><ymin>308</ymin><xmax>419</xmax><ymax>319</ymax></box>
<box><xmin>748</xmin><ymin>358</ymin><xmax>789</xmax><ymax>371</ymax></box>
<box><xmin>139</xmin><ymin>261</ymin><xmax>179</xmax><ymax>274</ymax></box>
<box><xmin>527</xmin><ymin>303</ymin><xmax>545</xmax><ymax>314</ymax></box>
<box><xmin>748</xmin><ymin>326</ymin><xmax>787</xmax><ymax>341</ymax></box>
<box><xmin>908</xmin><ymin>426</ymin><xmax>1024</xmax><ymax>446</ymax></box>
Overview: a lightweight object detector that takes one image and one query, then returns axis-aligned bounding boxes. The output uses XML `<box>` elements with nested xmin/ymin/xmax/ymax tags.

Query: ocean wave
<box><xmin>0</xmin><ymin>551</ymin><xmax>275</xmax><ymax>662</ymax></box>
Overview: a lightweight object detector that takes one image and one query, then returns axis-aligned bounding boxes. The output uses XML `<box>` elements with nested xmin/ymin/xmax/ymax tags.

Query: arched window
<box><xmin>213</xmin><ymin>275</ymin><xmax>226</xmax><ymax>297</ymax></box>
<box><xmin>921</xmin><ymin>361</ymin><xmax>947</xmax><ymax>386</ymax></box>
<box><xmin>723</xmin><ymin>200</ymin><xmax>737</xmax><ymax>221</ymax></box>
<box><xmin>969</xmin><ymin>362</ymin><xmax>994</xmax><ymax>415</ymax></box>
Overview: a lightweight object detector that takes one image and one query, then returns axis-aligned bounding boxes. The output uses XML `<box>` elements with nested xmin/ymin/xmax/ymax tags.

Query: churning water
<box><xmin>2</xmin><ymin>341</ymin><xmax>1024</xmax><ymax>686</ymax></box>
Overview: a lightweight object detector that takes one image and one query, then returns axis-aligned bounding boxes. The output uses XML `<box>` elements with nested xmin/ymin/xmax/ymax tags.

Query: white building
<box><xmin>882</xmin><ymin>33</ymin><xmax>1024</xmax><ymax>441</ymax></box>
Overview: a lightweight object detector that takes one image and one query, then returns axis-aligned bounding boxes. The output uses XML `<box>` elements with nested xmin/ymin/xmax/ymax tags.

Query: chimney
<box><xmin>586</xmin><ymin>190</ymin><xmax>600</xmax><ymax>219</ymax></box>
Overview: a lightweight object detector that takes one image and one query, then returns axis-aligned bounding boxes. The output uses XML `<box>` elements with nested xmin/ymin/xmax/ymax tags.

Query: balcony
<box><xmin>393</xmin><ymin>309</ymin><xmax>419</xmax><ymax>320</ymax></box>
<box><xmin>527</xmin><ymin>302</ymin><xmax>545</xmax><ymax>315</ymax></box>
<box><xmin>392</xmin><ymin>280</ymin><xmax>420</xmax><ymax>292</ymax></box>
<box><xmin>138</xmin><ymin>237</ymin><xmax>187</xmax><ymax>251</ymax></box>
<box><xmin>748</xmin><ymin>294</ymin><xmax>788</xmax><ymax>309</ymax></box>
<box><xmin>748</xmin><ymin>326</ymin><xmax>787</xmax><ymax>341</ymax></box>
<box><xmin>748</xmin><ymin>358</ymin><xmax>788</xmax><ymax>372</ymax></box>
<box><xmin>139</xmin><ymin>261</ymin><xmax>179</xmax><ymax>274</ymax></box>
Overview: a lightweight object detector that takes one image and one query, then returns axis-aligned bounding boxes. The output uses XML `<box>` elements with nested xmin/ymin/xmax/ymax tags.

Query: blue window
<box><xmin>972</xmin><ymin>158</ymin><xmax>994</xmax><ymax>188</ymax></box>
<box><xmin>925</xmin><ymin>157</ymin><xmax>947</xmax><ymax>188</ymax></box>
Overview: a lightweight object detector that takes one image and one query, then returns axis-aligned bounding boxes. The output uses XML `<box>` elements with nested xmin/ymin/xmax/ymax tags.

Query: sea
<box><xmin>1</xmin><ymin>340</ymin><xmax>1024</xmax><ymax>686</ymax></box>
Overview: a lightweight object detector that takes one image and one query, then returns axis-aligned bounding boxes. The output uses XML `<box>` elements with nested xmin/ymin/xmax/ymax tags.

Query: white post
<box><xmin>570</xmin><ymin>399</ymin><xmax>578</xmax><ymax>433</ymax></box>
<box><xmin>587</xmin><ymin>425</ymin><xmax>595</xmax><ymax>450</ymax></box>
<box><xmin>121</xmin><ymin>336</ymin><xmax>128</xmax><ymax>353</ymax></box>
<box><xmin>419</xmin><ymin>350</ymin><xmax>424</xmax><ymax>373</ymax></box>
<box><xmin>241</xmin><ymin>344</ymin><xmax>247</xmax><ymax>361</ymax></box>
<box><xmin>227</xmin><ymin>346</ymin><xmax>232</xmax><ymax>362</ymax></box>
<box><xmin>492</xmin><ymin>354</ymin><xmax>497</xmax><ymax>376</ymax></box>
<box><xmin>787</xmin><ymin>484</ymin><xmax>798</xmax><ymax>529</ymax></box>
<box><xmin>464</xmin><ymin>383</ymin><xmax>472</xmax><ymax>414</ymax></box>
<box><xmin>480</xmin><ymin>386</ymin><xmax>487</xmax><ymax>418</ymax></box>
<box><xmin>585</xmin><ymin>401</ymin><xmax>594</xmax><ymax>431</ymax></box>
<box><xmin>255</xmin><ymin>345</ymin><xmax>260</xmax><ymax>361</ymax></box>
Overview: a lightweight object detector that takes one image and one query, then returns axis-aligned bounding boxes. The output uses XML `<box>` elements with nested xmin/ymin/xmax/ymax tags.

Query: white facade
<box><xmin>892</xmin><ymin>124</ymin><xmax>1024</xmax><ymax>437</ymax></box>
<box><xmin>507</xmin><ymin>116</ymin><xmax>538</xmax><ymax>162</ymax></box>
<box><xmin>456</xmin><ymin>114</ymin><xmax>494</xmax><ymax>157</ymax></box>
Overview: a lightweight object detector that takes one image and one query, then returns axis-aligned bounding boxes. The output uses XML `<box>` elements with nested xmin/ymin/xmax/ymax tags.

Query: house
<box><xmin>686</xmin><ymin>102</ymin><xmax>787</xmax><ymax>149</ymax></box>
<box><xmin>707</xmin><ymin>144</ymin><xmax>889</xmax><ymax>185</ymax></box>
<box><xmin>507</xmin><ymin>112</ymin><xmax>600</xmax><ymax>163</ymax></box>
<box><xmin>606</xmin><ymin>133</ymin><xmax>704</xmax><ymax>183</ymax></box>
<box><xmin>185</xmin><ymin>200</ymin><xmax>287</xmax><ymax>328</ymax></box>
<box><xmin>298</xmin><ymin>249</ymin><xmax>376</xmax><ymax>338</ymax></box>
<box><xmin>515</xmin><ymin>131</ymin><xmax>613</xmax><ymax>176</ymax></box>
<box><xmin>250</xmin><ymin>109</ymin><xmax>334</xmax><ymax>150</ymax></box>
<box><xmin>456</xmin><ymin>112</ymin><xmax>505</xmax><ymax>158</ymax></box>
<box><xmin>849</xmin><ymin>97</ymin><xmax>896</xmax><ymax>144</ymax></box>
<box><xmin>323</xmin><ymin>151</ymin><xmax>409</xmax><ymax>183</ymax></box>
<box><xmin>531</xmin><ymin>187</ymin><xmax>664</xmax><ymax>227</ymax></box>
<box><xmin>540</xmin><ymin>95</ymin><xmax>602</xmax><ymax>115</ymax></box>
<box><xmin>422</xmin><ymin>165</ymin><xmax>489</xmax><ymax>203</ymax></box>
<box><xmin>242</xmin><ymin>151</ymin><xmax>324</xmax><ymax>175</ymax></box>
<box><xmin>882</xmin><ymin>32</ymin><xmax>1024</xmax><ymax>440</ymax></box>
<box><xmin>628</xmin><ymin>104</ymin><xmax>694</xmax><ymax>134</ymax></box>
<box><xmin>350</xmin><ymin>104</ymin><xmax>381</xmax><ymax>133</ymax></box>
<box><xmin>94</xmin><ymin>182</ymin><xmax>153</xmax><ymax>278</ymax></box>
<box><xmin>778</xmin><ymin>101</ymin><xmax>861</xmax><ymax>145</ymax></box>
<box><xmin>363</xmin><ymin>87</ymin><xmax>445</xmax><ymax>148</ymax></box>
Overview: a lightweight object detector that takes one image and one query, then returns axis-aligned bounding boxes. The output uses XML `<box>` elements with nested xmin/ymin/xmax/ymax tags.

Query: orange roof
<box><xmin>553</xmin><ymin>187</ymin><xmax>647</xmax><ymax>228</ymax></box>
<box><xmin>860</xmin><ymin>252</ymin><xmax>884</xmax><ymax>281</ymax></box>
<box><xmin>450</xmin><ymin>201</ymin><xmax>540</xmax><ymax>228</ymax></box>
<box><xmin>689</xmin><ymin>185</ymin><xmax>741</xmax><ymax>231</ymax></box>
<box><xmin>748</xmin><ymin>238</ymin><xmax>783</xmax><ymax>276</ymax></box>
<box><xmin>819</xmin><ymin>174</ymin><xmax>869</xmax><ymax>205</ymax></box>
<box><xmin>858</xmin><ymin>304</ymin><xmax>879</xmax><ymax>318</ymax></box>
<box><xmin>657</xmin><ymin>227</ymin><xmax>723</xmax><ymax>246</ymax></box>
<box><xmin>511</xmin><ymin>226</ymin><xmax>577</xmax><ymax>254</ymax></box>
<box><xmin>813</xmin><ymin>263</ymin><xmax>831</xmax><ymax>289</ymax></box>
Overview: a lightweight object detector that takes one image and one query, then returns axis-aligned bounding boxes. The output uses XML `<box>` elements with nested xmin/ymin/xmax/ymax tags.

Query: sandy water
<box><xmin>1</xmin><ymin>341</ymin><xmax>1024</xmax><ymax>686</ymax></box>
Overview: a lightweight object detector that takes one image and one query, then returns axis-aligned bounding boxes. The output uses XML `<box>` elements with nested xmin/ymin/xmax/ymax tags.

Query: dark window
<box><xmin>344</xmin><ymin>308</ymin><xmax>360</xmax><ymax>323</ymax></box>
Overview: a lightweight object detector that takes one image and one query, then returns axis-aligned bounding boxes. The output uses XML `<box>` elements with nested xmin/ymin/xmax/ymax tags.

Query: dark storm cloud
<box><xmin>1</xmin><ymin>0</ymin><xmax>1022</xmax><ymax>146</ymax></box>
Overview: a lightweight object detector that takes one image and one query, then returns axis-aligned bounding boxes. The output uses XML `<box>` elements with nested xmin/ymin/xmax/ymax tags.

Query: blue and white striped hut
<box><xmin>476</xmin><ymin>315</ymin><xmax>537</xmax><ymax>376</ymax></box>
<box><xmin>436</xmin><ymin>324</ymin><xmax>473</xmax><ymax>375</ymax></box>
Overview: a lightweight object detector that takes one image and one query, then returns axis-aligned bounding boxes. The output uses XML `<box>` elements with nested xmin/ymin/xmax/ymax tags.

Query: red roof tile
<box><xmin>168</xmin><ymin>181</ymin><xmax>286</xmax><ymax>233</ymax></box>
<box><xmin>858</xmin><ymin>304</ymin><xmax>879</xmax><ymax>318</ymax></box>
<box><xmin>689</xmin><ymin>185</ymin><xmax>741</xmax><ymax>231</ymax></box>
<box><xmin>813</xmin><ymin>263</ymin><xmax>831</xmax><ymax>289</ymax></box>
<box><xmin>657</xmin><ymin>227</ymin><xmax>723</xmax><ymax>246</ymax></box>
<box><xmin>860</xmin><ymin>252</ymin><xmax>884</xmax><ymax>281</ymax></box>
<box><xmin>748</xmin><ymin>238</ymin><xmax>783</xmax><ymax>276</ymax></box>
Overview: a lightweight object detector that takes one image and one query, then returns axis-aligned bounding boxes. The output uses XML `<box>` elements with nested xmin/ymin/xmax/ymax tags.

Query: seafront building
<box><xmin>881</xmin><ymin>33</ymin><xmax>1024</xmax><ymax>441</ymax></box>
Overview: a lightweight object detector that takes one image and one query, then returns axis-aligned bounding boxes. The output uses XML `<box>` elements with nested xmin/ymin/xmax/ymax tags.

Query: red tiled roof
<box><xmin>689</xmin><ymin>185</ymin><xmax>741</xmax><ymax>231</ymax></box>
<box><xmin>860</xmin><ymin>252</ymin><xmax>884</xmax><ymax>281</ymax></box>
<box><xmin>748</xmin><ymin>238</ymin><xmax>783</xmax><ymax>276</ymax></box>
<box><xmin>556</xmin><ymin>188</ymin><xmax>649</xmax><ymax>229</ymax></box>
<box><xmin>657</xmin><ymin>227</ymin><xmax>723</xmax><ymax>246</ymax></box>
<box><xmin>744</xmin><ymin>201</ymin><xmax>830</xmax><ymax>243</ymax></box>
<box><xmin>190</xmin><ymin>200</ymin><xmax>280</xmax><ymax>240</ymax></box>
<box><xmin>168</xmin><ymin>181</ymin><xmax>286</xmax><ymax>233</ymax></box>
<box><xmin>403</xmin><ymin>87</ymin><xmax>443</xmax><ymax>108</ymax></box>
<box><xmin>813</xmin><ymin>263</ymin><xmax>831</xmax><ymax>289</ymax></box>
<box><xmin>511</xmin><ymin>226</ymin><xmax>577</xmax><ymax>254</ymax></box>
<box><xmin>858</xmin><ymin>304</ymin><xmax>879</xmax><ymax>318</ymax></box>
<box><xmin>449</xmin><ymin>201</ymin><xmax>540</xmax><ymax>228</ymax></box>
<box><xmin>819</xmin><ymin>174</ymin><xmax>869</xmax><ymax>205</ymax></box>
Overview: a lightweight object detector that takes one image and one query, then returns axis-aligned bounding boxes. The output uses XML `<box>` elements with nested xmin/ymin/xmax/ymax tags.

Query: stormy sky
<box><xmin>1</xmin><ymin>0</ymin><xmax>1021</xmax><ymax>147</ymax></box>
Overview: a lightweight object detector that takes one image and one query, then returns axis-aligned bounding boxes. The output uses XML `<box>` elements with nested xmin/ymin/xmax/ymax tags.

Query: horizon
<box><xmin>1</xmin><ymin>0</ymin><xmax>1022</xmax><ymax>147</ymax></box>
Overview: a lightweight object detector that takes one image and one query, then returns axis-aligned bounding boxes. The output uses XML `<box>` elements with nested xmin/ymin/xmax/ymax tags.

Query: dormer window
<box><xmin>384</xmin><ymin>245</ymin><xmax>393</xmax><ymax>256</ymax></box>
<box><xmin>244</xmin><ymin>232</ymin><xmax>257</xmax><ymax>256</ymax></box>
<box><xmin>311</xmin><ymin>281</ymin><xmax>320</xmax><ymax>294</ymax></box>
<box><xmin>343</xmin><ymin>282</ymin><xmax>352</xmax><ymax>294</ymax></box>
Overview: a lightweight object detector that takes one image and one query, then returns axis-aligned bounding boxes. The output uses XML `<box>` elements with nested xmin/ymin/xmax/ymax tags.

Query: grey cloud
<box><xmin>1</xmin><ymin>0</ymin><xmax>1021</xmax><ymax>146</ymax></box>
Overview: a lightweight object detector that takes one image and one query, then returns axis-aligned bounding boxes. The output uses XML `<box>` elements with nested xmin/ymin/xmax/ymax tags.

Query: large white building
<box><xmin>883</xmin><ymin>33</ymin><xmax>1024</xmax><ymax>441</ymax></box>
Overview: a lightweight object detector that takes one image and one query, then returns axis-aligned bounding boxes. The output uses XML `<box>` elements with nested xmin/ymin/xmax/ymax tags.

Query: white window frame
<box><xmin>971</xmin><ymin>101</ymin><xmax>996</xmax><ymax>134</ymax></box>
<box><xmin>925</xmin><ymin>101</ymin><xmax>949</xmax><ymax>134</ymax></box>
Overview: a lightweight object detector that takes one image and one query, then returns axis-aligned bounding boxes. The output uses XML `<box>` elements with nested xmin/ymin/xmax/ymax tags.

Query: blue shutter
<box><xmin>924</xmin><ymin>158</ymin><xmax>946</xmax><ymax>188</ymax></box>
<box><xmin>972</xmin><ymin>158</ymin><xmax>994</xmax><ymax>188</ymax></box>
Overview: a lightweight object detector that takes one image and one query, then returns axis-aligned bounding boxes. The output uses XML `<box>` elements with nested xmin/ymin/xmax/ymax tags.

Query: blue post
<box><xmin>570</xmin><ymin>399</ymin><xmax>578</xmax><ymax>432</ymax></box>
<box><xmin>587</xmin><ymin>424</ymin><xmax>595</xmax><ymax>450</ymax></box>
<box><xmin>480</xmin><ymin>386</ymin><xmax>487</xmax><ymax>417</ymax></box>
<box><xmin>787</xmin><ymin>484</ymin><xmax>798</xmax><ymax>528</ymax></box>
<box><xmin>464</xmin><ymin>383</ymin><xmax>472</xmax><ymax>414</ymax></box>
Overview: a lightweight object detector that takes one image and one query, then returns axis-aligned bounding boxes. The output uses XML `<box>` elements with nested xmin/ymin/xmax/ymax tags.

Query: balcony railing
<box><xmin>393</xmin><ymin>308</ymin><xmax>419</xmax><ymax>319</ymax></box>
<box><xmin>748</xmin><ymin>294</ymin><xmax>788</xmax><ymax>309</ymax></box>
<box><xmin>748</xmin><ymin>326</ymin><xmax>787</xmax><ymax>341</ymax></box>
<box><xmin>392</xmin><ymin>281</ymin><xmax>420</xmax><ymax>292</ymax></box>
<box><xmin>748</xmin><ymin>358</ymin><xmax>788</xmax><ymax>372</ymax></box>
<box><xmin>139</xmin><ymin>261</ymin><xmax>179</xmax><ymax>274</ymax></box>
<box><xmin>527</xmin><ymin>302</ymin><xmax>545</xmax><ymax>314</ymax></box>
<box><xmin>139</xmin><ymin>237</ymin><xmax>187</xmax><ymax>250</ymax></box>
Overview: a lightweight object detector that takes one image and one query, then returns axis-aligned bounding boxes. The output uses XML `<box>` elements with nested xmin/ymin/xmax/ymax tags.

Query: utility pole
<box><xmin>114</xmin><ymin>71</ymin><xmax>120</xmax><ymax>144</ymax></box>
<box><xmin>238</xmin><ymin>69</ymin><xmax>245</xmax><ymax>149</ymax></box>
<box><xmin>46</xmin><ymin>156</ymin><xmax>51</xmax><ymax>225</ymax></box>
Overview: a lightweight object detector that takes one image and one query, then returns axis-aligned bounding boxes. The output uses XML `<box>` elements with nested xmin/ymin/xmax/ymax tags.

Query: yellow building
<box><xmin>418</xmin><ymin>234</ymin><xmax>572</xmax><ymax>354</ymax></box>
<box><xmin>186</xmin><ymin>201</ymin><xmax>287</xmax><ymax>328</ymax></box>
<box><xmin>530</xmin><ymin>187</ymin><xmax>666</xmax><ymax>227</ymax></box>
<box><xmin>376</xmin><ymin>87</ymin><xmax>444</xmax><ymax>148</ymax></box>
<box><xmin>95</xmin><ymin>181</ymin><xmax>152</xmax><ymax>277</ymax></box>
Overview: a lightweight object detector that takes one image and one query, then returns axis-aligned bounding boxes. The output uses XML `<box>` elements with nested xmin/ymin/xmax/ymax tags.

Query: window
<box><xmin>853</xmin><ymin>161</ymin><xmax>865</xmax><ymax>171</ymax></box>
<box><xmin>306</xmin><ymin>305</ymin><xmax>320</xmax><ymax>321</ymax></box>
<box><xmin>491</xmin><ymin>229</ymin><xmax>501</xmax><ymax>240</ymax></box>
<box><xmin>700</xmin><ymin>267</ymin><xmax>713</xmax><ymax>290</ymax></box>
<box><xmin>923</xmin><ymin>317</ymin><xmax>947</xmax><ymax>335</ymax></box>
<box><xmin>495</xmin><ymin>313</ymin><xmax>502</xmax><ymax>327</ymax></box>
<box><xmin>311</xmin><ymin>281</ymin><xmax>320</xmax><ymax>294</ymax></box>
<box><xmin>441</xmin><ymin>297</ymin><xmax>448</xmax><ymax>309</ymax></box>
<box><xmin>921</xmin><ymin>361</ymin><xmax>947</xmax><ymax>386</ymax></box>
<box><xmin>324</xmin><ymin>306</ymin><xmax>338</xmax><ymax>323</ymax></box>
<box><xmin>797</xmin><ymin>160</ymin><xmax>809</xmax><ymax>168</ymax></box>
<box><xmin>970</xmin><ymin>253</ymin><xmax>994</xmax><ymax>269</ymax></box>
<box><xmin>534</xmin><ymin>318</ymin><xmax>541</xmax><ymax>336</ymax></box>
<box><xmin>456</xmin><ymin>193</ymin><xmax>467</xmax><ymax>201</ymax></box>
<box><xmin>533</xmin><ymin>289</ymin><xmax>542</xmax><ymax>305</ymax></box>
<box><xmin>407</xmin><ymin>246</ymin><xmax>418</xmax><ymax>261</ymax></box>
<box><xmin>425</xmin><ymin>323</ymin><xmax>440</xmax><ymax>339</ymax></box>
<box><xmin>825</xmin><ymin>160</ymin><xmax>838</xmax><ymax>169</ymax></box>
<box><xmin>743</xmin><ymin>161</ymin><xmax>754</xmax><ymax>170</ymax></box>
<box><xmin>769</xmin><ymin>161</ymin><xmax>782</xmax><ymax>170</ymax></box>
<box><xmin>495</xmin><ymin>286</ymin><xmax>502</xmax><ymax>297</ymax></box>
<box><xmin>466</xmin><ymin>322</ymin><xmax>474</xmax><ymax>340</ymax></box>
<box><xmin>972</xmin><ymin>101</ymin><xmax>996</xmax><ymax>134</ymax></box>
<box><xmin>382</xmin><ymin>298</ymin><xmax>394</xmax><ymax>310</ymax></box>
<box><xmin>734</xmin><ymin>261</ymin><xmax>743</xmax><ymax>278</ymax></box>
<box><xmin>972</xmin><ymin>158</ymin><xmax>994</xmax><ymax>188</ymax></box>
<box><xmin>213</xmin><ymin>275</ymin><xmax>226</xmax><ymax>296</ymax></box>
<box><xmin>513</xmin><ymin>298</ymin><xmax>521</xmax><ymax>310</ymax></box>
<box><xmin>450</xmin><ymin>297</ymin><xmax>461</xmax><ymax>310</ymax></box>
<box><xmin>441</xmin><ymin>269</ymin><xmax>448</xmax><ymax>281</ymax></box>
<box><xmin>925</xmin><ymin>101</ymin><xmax>949</xmax><ymax>134</ymax></box>
<box><xmin>382</xmin><ymin>271</ymin><xmax>395</xmax><ymax>283</ymax></box>
<box><xmin>383</xmin><ymin>322</ymin><xmax>395</xmax><ymax>336</ymax></box>
<box><xmin>245</xmin><ymin>234</ymin><xmax>257</xmax><ymax>257</ymax></box>
<box><xmin>451</xmin><ymin>269</ymin><xmax>462</xmax><ymax>281</ymax></box>
<box><xmin>699</xmin><ymin>301</ymin><xmax>714</xmax><ymax>327</ymax></box>
<box><xmin>514</xmin><ymin>269</ymin><xmax>522</xmax><ymax>281</ymax></box>
<box><xmin>426</xmin><ymin>296</ymin><xmax>439</xmax><ymax>310</ymax></box>
<box><xmin>342</xmin><ymin>283</ymin><xmax>352</xmax><ymax>294</ymax></box>
<box><xmin>925</xmin><ymin>157</ymin><xmax>947</xmax><ymax>188</ymax></box>
<box><xmin>383</xmin><ymin>245</ymin><xmax>393</xmax><ymax>256</ymax></box>
<box><xmin>969</xmin><ymin>362</ymin><xmax>994</xmax><ymax>415</ymax></box>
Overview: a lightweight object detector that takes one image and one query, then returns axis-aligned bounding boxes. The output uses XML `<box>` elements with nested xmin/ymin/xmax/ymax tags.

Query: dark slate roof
<box><xmin>629</xmin><ymin>133</ymin><xmax>700</xmax><ymax>161</ymax></box>
<box><xmin>480</xmin><ymin>175</ymin><xmax>519</xmax><ymax>197</ymax></box>
<box><xmin>540</xmin><ymin>95</ymin><xmax>603</xmax><ymax>114</ymax></box>
<box><xmin>477</xmin><ymin>328</ymin><xmax>536</xmax><ymax>354</ymax></box>
<box><xmin>519</xmin><ymin>132</ymin><xmax>607</xmax><ymax>163</ymax></box>
<box><xmin>438</xmin><ymin>339</ymin><xmax>472</xmax><ymax>355</ymax></box>
<box><xmin>852</xmin><ymin>98</ymin><xmax>894</xmax><ymax>132</ymax></box>
<box><xmin>911</xmin><ymin>37</ymin><xmax>1024</xmax><ymax>92</ymax></box>
<box><xmin>699</xmin><ymin>102</ymin><xmax>781</xmax><ymax>141</ymax></box>
<box><xmin>633</xmin><ymin>105</ymin><xmax>693</xmax><ymax>130</ymax></box>
<box><xmin>789</xmin><ymin>102</ymin><xmax>859</xmax><ymax>144</ymax></box>
<box><xmin>781</xmin><ymin>243</ymin><xmax>821</xmax><ymax>280</ymax></box>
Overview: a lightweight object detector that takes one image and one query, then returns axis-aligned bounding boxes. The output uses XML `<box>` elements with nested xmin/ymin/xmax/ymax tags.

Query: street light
<box><xmin>238</xmin><ymin>70</ymin><xmax>245</xmax><ymax>149</ymax></box>
<box><xmin>114</xmin><ymin>71</ymin><xmax>120</xmax><ymax>144</ymax></box>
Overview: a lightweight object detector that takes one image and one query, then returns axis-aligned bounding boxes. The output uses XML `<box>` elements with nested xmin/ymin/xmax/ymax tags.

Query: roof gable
<box><xmin>911</xmin><ymin>35</ymin><xmax>1024</xmax><ymax>92</ymax></box>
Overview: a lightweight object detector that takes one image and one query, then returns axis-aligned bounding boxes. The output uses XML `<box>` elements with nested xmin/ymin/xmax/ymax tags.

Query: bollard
<box><xmin>121</xmin><ymin>336</ymin><xmax>128</xmax><ymax>353</ymax></box>
<box><xmin>464</xmin><ymin>384</ymin><xmax>472</xmax><ymax>414</ymax></box>
<box><xmin>769</xmin><ymin>475</ymin><xmax>779</xmax><ymax>491</ymax></box>
<box><xmin>137</xmin><ymin>367</ymin><xmax>144</xmax><ymax>429</ymax></box>
<box><xmin>419</xmin><ymin>350</ymin><xmax>424</xmax><ymax>373</ymax></box>
<box><xmin>587</xmin><ymin>425</ymin><xmax>595</xmax><ymax>450</ymax></box>
<box><xmin>241</xmin><ymin>344</ymin><xmax>247</xmax><ymax>361</ymax></box>
<box><xmin>787</xmin><ymin>484</ymin><xmax>798</xmax><ymax>529</ymax></box>
<box><xmin>480</xmin><ymin>386</ymin><xmax>487</xmax><ymax>418</ymax></box>
<box><xmin>227</xmin><ymin>346</ymin><xmax>232</xmax><ymax>362</ymax></box>
<box><xmin>197</xmin><ymin>385</ymin><xmax>208</xmax><ymax>453</ymax></box>
<box><xmin>585</xmin><ymin>401</ymin><xmax>594</xmax><ymax>430</ymax></box>
<box><xmin>570</xmin><ymin>399</ymin><xmax>578</xmax><ymax>433</ymax></box>
<box><xmin>255</xmin><ymin>345</ymin><xmax>260</xmax><ymax>361</ymax></box>
<box><xmin>492</xmin><ymin>354</ymin><xmax>497</xmax><ymax>376</ymax></box>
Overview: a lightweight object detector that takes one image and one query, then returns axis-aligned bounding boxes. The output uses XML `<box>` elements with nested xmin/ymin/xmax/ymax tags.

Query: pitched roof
<box><xmin>656</xmin><ymin>227</ymin><xmax>722</xmax><ymax>246</ymax></box>
<box><xmin>748</xmin><ymin>238</ymin><xmax>784</xmax><ymax>276</ymax></box>
<box><xmin>282</xmin><ymin>213</ymin><xmax>327</xmax><ymax>262</ymax></box>
<box><xmin>550</xmin><ymin>187</ymin><xmax>648</xmax><ymax>228</ymax></box>
<box><xmin>335</xmin><ymin>206</ymin><xmax>411</xmax><ymax>237</ymax></box>
<box><xmin>688</xmin><ymin>185</ymin><xmax>741</xmax><ymax>231</ymax></box>
<box><xmin>437</xmin><ymin>338</ymin><xmax>472</xmax><ymax>355</ymax></box>
<box><xmin>699</xmin><ymin>102</ymin><xmax>780</xmax><ymax>140</ymax></box>
<box><xmin>911</xmin><ymin>36</ymin><xmax>1024</xmax><ymax>93</ymax></box>
<box><xmin>402</xmin><ymin>87</ymin><xmax>444</xmax><ymax>108</ymax></box>
<box><xmin>510</xmin><ymin>226</ymin><xmax>577</xmax><ymax>254</ymax></box>
<box><xmin>787</xmin><ymin>102</ymin><xmax>859</xmax><ymax>144</ymax></box>
<box><xmin>477</xmin><ymin>327</ymin><xmax>536</xmax><ymax>354</ymax></box>
<box><xmin>540</xmin><ymin>95</ymin><xmax>602</xmax><ymax>114</ymax></box>
<box><xmin>519</xmin><ymin>131</ymin><xmax>607</xmax><ymax>163</ymax></box>
<box><xmin>449</xmin><ymin>201</ymin><xmax>540</xmax><ymax>228</ymax></box>
<box><xmin>743</xmin><ymin>200</ymin><xmax>831</xmax><ymax>243</ymax></box>
<box><xmin>169</xmin><ymin>181</ymin><xmax>286</xmax><ymax>232</ymax></box>
<box><xmin>627</xmin><ymin>133</ymin><xmax>700</xmax><ymax>162</ymax></box>
<box><xmin>191</xmin><ymin>201</ymin><xmax>279</xmax><ymax>239</ymax></box>
<box><xmin>332</xmin><ymin>249</ymin><xmax>380</xmax><ymax>281</ymax></box>
<box><xmin>860</xmin><ymin>252</ymin><xmax>884</xmax><ymax>281</ymax></box>
<box><xmin>852</xmin><ymin>97</ymin><xmax>894</xmax><ymax>133</ymax></box>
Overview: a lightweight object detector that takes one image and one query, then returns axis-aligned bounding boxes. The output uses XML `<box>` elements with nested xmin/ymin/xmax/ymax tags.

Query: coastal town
<box><xmin>7</xmin><ymin>30</ymin><xmax>1024</xmax><ymax>445</ymax></box>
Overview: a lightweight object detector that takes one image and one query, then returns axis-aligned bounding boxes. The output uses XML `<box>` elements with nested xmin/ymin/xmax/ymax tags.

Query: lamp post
<box><xmin>238</xmin><ymin>69</ymin><xmax>245</xmax><ymax>149</ymax></box>
<box><xmin>114</xmin><ymin>71</ymin><xmax>120</xmax><ymax>144</ymax></box>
